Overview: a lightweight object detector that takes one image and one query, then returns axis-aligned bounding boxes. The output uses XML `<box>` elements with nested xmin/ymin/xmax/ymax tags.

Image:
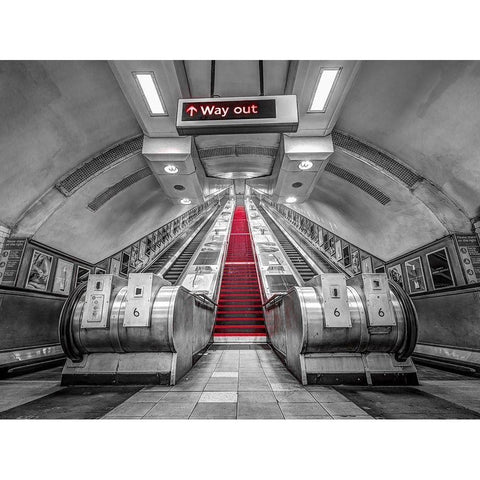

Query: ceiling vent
<box><xmin>324</xmin><ymin>163</ymin><xmax>391</xmax><ymax>205</ymax></box>
<box><xmin>56</xmin><ymin>135</ymin><xmax>143</xmax><ymax>196</ymax></box>
<box><xmin>332</xmin><ymin>130</ymin><xmax>420</xmax><ymax>188</ymax></box>
<box><xmin>87</xmin><ymin>167</ymin><xmax>151</xmax><ymax>212</ymax></box>
<box><xmin>198</xmin><ymin>145</ymin><xmax>278</xmax><ymax>159</ymax></box>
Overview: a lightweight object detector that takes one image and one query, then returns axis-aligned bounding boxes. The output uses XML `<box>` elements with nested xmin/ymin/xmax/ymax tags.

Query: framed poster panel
<box><xmin>361</xmin><ymin>256</ymin><xmax>373</xmax><ymax>273</ymax></box>
<box><xmin>351</xmin><ymin>249</ymin><xmax>361</xmax><ymax>274</ymax></box>
<box><xmin>110</xmin><ymin>257</ymin><xmax>120</xmax><ymax>276</ymax></box>
<box><xmin>426</xmin><ymin>248</ymin><xmax>455</xmax><ymax>290</ymax></box>
<box><xmin>328</xmin><ymin>235</ymin><xmax>335</xmax><ymax>256</ymax></box>
<box><xmin>25</xmin><ymin>250</ymin><xmax>53</xmax><ymax>291</ymax></box>
<box><xmin>120</xmin><ymin>251</ymin><xmax>130</xmax><ymax>276</ymax></box>
<box><xmin>75</xmin><ymin>266</ymin><xmax>90</xmax><ymax>287</ymax></box>
<box><xmin>387</xmin><ymin>264</ymin><xmax>404</xmax><ymax>289</ymax></box>
<box><xmin>405</xmin><ymin>256</ymin><xmax>427</xmax><ymax>293</ymax></box>
<box><xmin>52</xmin><ymin>259</ymin><xmax>74</xmax><ymax>295</ymax></box>
<box><xmin>335</xmin><ymin>239</ymin><xmax>342</xmax><ymax>261</ymax></box>
<box><xmin>130</xmin><ymin>242</ymin><xmax>139</xmax><ymax>267</ymax></box>
<box><xmin>343</xmin><ymin>244</ymin><xmax>351</xmax><ymax>267</ymax></box>
<box><xmin>322</xmin><ymin>231</ymin><xmax>328</xmax><ymax>251</ymax></box>
<box><xmin>0</xmin><ymin>238</ymin><xmax>27</xmax><ymax>286</ymax></box>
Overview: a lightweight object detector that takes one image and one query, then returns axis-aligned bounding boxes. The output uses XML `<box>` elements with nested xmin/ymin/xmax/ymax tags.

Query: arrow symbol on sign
<box><xmin>186</xmin><ymin>105</ymin><xmax>198</xmax><ymax>117</ymax></box>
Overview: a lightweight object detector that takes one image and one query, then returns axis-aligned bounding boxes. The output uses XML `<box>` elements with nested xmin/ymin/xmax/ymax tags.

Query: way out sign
<box><xmin>176</xmin><ymin>95</ymin><xmax>298</xmax><ymax>135</ymax></box>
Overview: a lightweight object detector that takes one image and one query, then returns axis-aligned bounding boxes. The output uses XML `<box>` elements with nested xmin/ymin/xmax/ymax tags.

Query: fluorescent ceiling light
<box><xmin>181</xmin><ymin>198</ymin><xmax>192</xmax><ymax>205</ymax></box>
<box><xmin>309</xmin><ymin>68</ymin><xmax>341</xmax><ymax>112</ymax></box>
<box><xmin>286</xmin><ymin>196</ymin><xmax>297</xmax><ymax>204</ymax></box>
<box><xmin>164</xmin><ymin>165</ymin><xmax>178</xmax><ymax>174</ymax></box>
<box><xmin>133</xmin><ymin>72</ymin><xmax>167</xmax><ymax>116</ymax></box>
<box><xmin>298</xmin><ymin>160</ymin><xmax>313</xmax><ymax>170</ymax></box>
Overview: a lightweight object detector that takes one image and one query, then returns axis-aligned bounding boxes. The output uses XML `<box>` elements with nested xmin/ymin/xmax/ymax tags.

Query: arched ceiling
<box><xmin>0</xmin><ymin>60</ymin><xmax>478</xmax><ymax>264</ymax></box>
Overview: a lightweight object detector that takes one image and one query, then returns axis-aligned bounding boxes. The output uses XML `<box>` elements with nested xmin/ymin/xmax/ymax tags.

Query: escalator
<box><xmin>255</xmin><ymin>203</ymin><xmax>330</xmax><ymax>282</ymax></box>
<box><xmin>214</xmin><ymin>206</ymin><xmax>266</xmax><ymax>340</ymax></box>
<box><xmin>143</xmin><ymin>200</ymin><xmax>225</xmax><ymax>284</ymax></box>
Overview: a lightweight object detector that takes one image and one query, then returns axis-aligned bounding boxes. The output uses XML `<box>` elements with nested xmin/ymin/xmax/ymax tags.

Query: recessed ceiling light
<box><xmin>164</xmin><ymin>164</ymin><xmax>178</xmax><ymax>174</ymax></box>
<box><xmin>309</xmin><ymin>68</ymin><xmax>341</xmax><ymax>112</ymax></box>
<box><xmin>286</xmin><ymin>196</ymin><xmax>297</xmax><ymax>204</ymax></box>
<box><xmin>133</xmin><ymin>72</ymin><xmax>167</xmax><ymax>116</ymax></box>
<box><xmin>181</xmin><ymin>198</ymin><xmax>192</xmax><ymax>205</ymax></box>
<box><xmin>298</xmin><ymin>160</ymin><xmax>313</xmax><ymax>170</ymax></box>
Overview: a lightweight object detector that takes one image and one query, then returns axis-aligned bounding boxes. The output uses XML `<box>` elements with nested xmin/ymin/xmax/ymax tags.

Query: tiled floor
<box><xmin>101</xmin><ymin>345</ymin><xmax>371</xmax><ymax>420</ymax></box>
<box><xmin>2</xmin><ymin>346</ymin><xmax>480</xmax><ymax>419</ymax></box>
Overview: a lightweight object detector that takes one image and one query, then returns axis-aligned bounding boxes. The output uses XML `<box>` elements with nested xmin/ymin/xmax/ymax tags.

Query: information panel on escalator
<box><xmin>176</xmin><ymin>95</ymin><xmax>298</xmax><ymax>135</ymax></box>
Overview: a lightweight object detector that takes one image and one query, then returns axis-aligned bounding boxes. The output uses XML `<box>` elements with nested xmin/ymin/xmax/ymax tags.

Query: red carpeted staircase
<box><xmin>214</xmin><ymin>206</ymin><xmax>267</xmax><ymax>340</ymax></box>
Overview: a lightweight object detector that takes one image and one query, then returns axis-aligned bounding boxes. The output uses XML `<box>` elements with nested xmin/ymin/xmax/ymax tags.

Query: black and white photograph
<box><xmin>25</xmin><ymin>250</ymin><xmax>53</xmax><ymax>291</ymax></box>
<box><xmin>0</xmin><ymin>3</ymin><xmax>478</xmax><ymax>480</ymax></box>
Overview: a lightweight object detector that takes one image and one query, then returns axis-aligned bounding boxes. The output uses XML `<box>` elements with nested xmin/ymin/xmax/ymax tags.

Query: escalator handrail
<box><xmin>193</xmin><ymin>292</ymin><xmax>218</xmax><ymax>309</ymax></box>
<box><xmin>263</xmin><ymin>293</ymin><xmax>287</xmax><ymax>310</ymax></box>
<box><xmin>389</xmin><ymin>279</ymin><xmax>418</xmax><ymax>362</ymax></box>
<box><xmin>58</xmin><ymin>282</ymin><xmax>87</xmax><ymax>363</ymax></box>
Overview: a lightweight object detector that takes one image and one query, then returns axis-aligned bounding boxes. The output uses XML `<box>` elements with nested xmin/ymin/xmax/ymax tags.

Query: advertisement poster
<box><xmin>405</xmin><ymin>257</ymin><xmax>427</xmax><ymax>293</ymax></box>
<box><xmin>329</xmin><ymin>236</ymin><xmax>335</xmax><ymax>256</ymax></box>
<box><xmin>120</xmin><ymin>251</ymin><xmax>130</xmax><ymax>276</ymax></box>
<box><xmin>52</xmin><ymin>259</ymin><xmax>74</xmax><ymax>295</ymax></box>
<box><xmin>26</xmin><ymin>250</ymin><xmax>53</xmax><ymax>291</ymax></box>
<box><xmin>75</xmin><ymin>266</ymin><xmax>90</xmax><ymax>287</ymax></box>
<box><xmin>387</xmin><ymin>264</ymin><xmax>404</xmax><ymax>288</ymax></box>
<box><xmin>361</xmin><ymin>256</ymin><xmax>373</xmax><ymax>273</ymax></box>
<box><xmin>110</xmin><ymin>257</ymin><xmax>120</xmax><ymax>276</ymax></box>
<box><xmin>335</xmin><ymin>239</ymin><xmax>342</xmax><ymax>261</ymax></box>
<box><xmin>351</xmin><ymin>249</ymin><xmax>361</xmax><ymax>274</ymax></box>
<box><xmin>0</xmin><ymin>238</ymin><xmax>27</xmax><ymax>286</ymax></box>
<box><xmin>130</xmin><ymin>243</ymin><xmax>139</xmax><ymax>267</ymax></box>
<box><xmin>455</xmin><ymin>234</ymin><xmax>480</xmax><ymax>284</ymax></box>
<box><xmin>343</xmin><ymin>244</ymin><xmax>351</xmax><ymax>266</ymax></box>
<box><xmin>427</xmin><ymin>248</ymin><xmax>454</xmax><ymax>290</ymax></box>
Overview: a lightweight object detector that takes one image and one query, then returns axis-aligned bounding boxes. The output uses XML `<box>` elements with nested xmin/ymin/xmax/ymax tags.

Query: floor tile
<box><xmin>310</xmin><ymin>390</ymin><xmax>349</xmax><ymax>403</ymax></box>
<box><xmin>237</xmin><ymin>402</ymin><xmax>284</xmax><ymax>419</ymax></box>
<box><xmin>105</xmin><ymin>401</ymin><xmax>155</xmax><ymax>418</ymax></box>
<box><xmin>279</xmin><ymin>402</ymin><xmax>331</xmax><ymax>419</ymax></box>
<box><xmin>143</xmin><ymin>385</ymin><xmax>173</xmax><ymax>392</ymax></box>
<box><xmin>161</xmin><ymin>391</ymin><xmax>202</xmax><ymax>402</ymax></box>
<box><xmin>212</xmin><ymin>372</ymin><xmax>238</xmax><ymax>378</ymax></box>
<box><xmin>238</xmin><ymin>383</ymin><xmax>272</xmax><ymax>391</ymax></box>
<box><xmin>270</xmin><ymin>383</ymin><xmax>305</xmax><ymax>391</ymax></box>
<box><xmin>274</xmin><ymin>390</ymin><xmax>316</xmax><ymax>403</ymax></box>
<box><xmin>144</xmin><ymin>402</ymin><xmax>196</xmax><ymax>419</ymax></box>
<box><xmin>171</xmin><ymin>382</ymin><xmax>208</xmax><ymax>392</ymax></box>
<box><xmin>204</xmin><ymin>383</ymin><xmax>239</xmax><ymax>392</ymax></box>
<box><xmin>125</xmin><ymin>391</ymin><xmax>169</xmax><ymax>402</ymax></box>
<box><xmin>199</xmin><ymin>392</ymin><xmax>237</xmax><ymax>403</ymax></box>
<box><xmin>238</xmin><ymin>391</ymin><xmax>277</xmax><ymax>403</ymax></box>
<box><xmin>189</xmin><ymin>402</ymin><xmax>237</xmax><ymax>419</ymax></box>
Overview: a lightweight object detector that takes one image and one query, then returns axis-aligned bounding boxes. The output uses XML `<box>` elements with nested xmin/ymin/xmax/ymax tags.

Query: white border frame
<box><xmin>426</xmin><ymin>247</ymin><xmax>455</xmax><ymax>291</ymax></box>
<box><xmin>404</xmin><ymin>256</ymin><xmax>427</xmax><ymax>294</ymax></box>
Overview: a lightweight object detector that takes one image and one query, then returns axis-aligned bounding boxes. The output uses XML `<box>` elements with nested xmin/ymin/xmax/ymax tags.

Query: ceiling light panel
<box><xmin>133</xmin><ymin>72</ymin><xmax>167</xmax><ymax>116</ymax></box>
<box><xmin>308</xmin><ymin>68</ymin><xmax>341</xmax><ymax>113</ymax></box>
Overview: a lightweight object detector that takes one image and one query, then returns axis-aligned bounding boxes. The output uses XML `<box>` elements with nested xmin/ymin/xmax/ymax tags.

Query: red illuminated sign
<box><xmin>181</xmin><ymin>99</ymin><xmax>276</xmax><ymax>122</ymax></box>
<box><xmin>176</xmin><ymin>95</ymin><xmax>298</xmax><ymax>135</ymax></box>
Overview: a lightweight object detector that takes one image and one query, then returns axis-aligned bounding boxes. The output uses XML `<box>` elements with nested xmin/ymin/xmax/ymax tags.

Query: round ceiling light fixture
<box><xmin>180</xmin><ymin>198</ymin><xmax>192</xmax><ymax>205</ymax></box>
<box><xmin>298</xmin><ymin>160</ymin><xmax>313</xmax><ymax>170</ymax></box>
<box><xmin>164</xmin><ymin>164</ymin><xmax>179</xmax><ymax>174</ymax></box>
<box><xmin>292</xmin><ymin>182</ymin><xmax>303</xmax><ymax>188</ymax></box>
<box><xmin>174</xmin><ymin>184</ymin><xmax>185</xmax><ymax>191</ymax></box>
<box><xmin>286</xmin><ymin>196</ymin><xmax>297</xmax><ymax>204</ymax></box>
